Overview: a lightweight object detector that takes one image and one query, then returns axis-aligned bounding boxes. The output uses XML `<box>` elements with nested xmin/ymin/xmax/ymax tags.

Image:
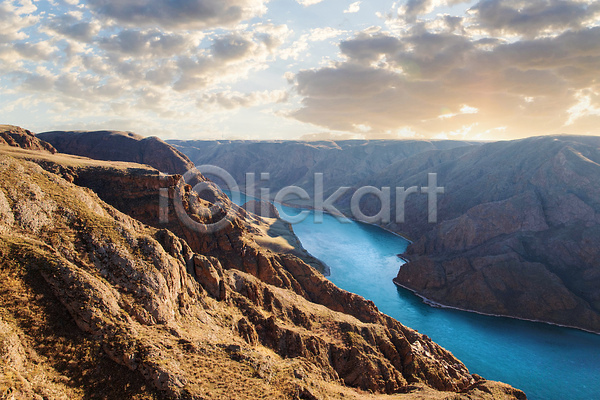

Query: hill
<box><xmin>38</xmin><ymin>130</ymin><xmax>194</xmax><ymax>175</ymax></box>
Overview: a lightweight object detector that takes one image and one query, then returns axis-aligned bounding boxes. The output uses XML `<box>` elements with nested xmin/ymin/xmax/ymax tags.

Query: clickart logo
<box><xmin>160</xmin><ymin>165</ymin><xmax>444</xmax><ymax>233</ymax></box>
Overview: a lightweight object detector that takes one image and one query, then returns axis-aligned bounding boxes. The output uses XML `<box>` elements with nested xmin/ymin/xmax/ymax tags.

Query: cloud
<box><xmin>14</xmin><ymin>42</ymin><xmax>56</xmax><ymax>62</ymax></box>
<box><xmin>400</xmin><ymin>0</ymin><xmax>471</xmax><ymax>22</ymax></box>
<box><xmin>171</xmin><ymin>28</ymin><xmax>288</xmax><ymax>91</ymax></box>
<box><xmin>566</xmin><ymin>90</ymin><xmax>600</xmax><ymax>126</ymax></box>
<box><xmin>469</xmin><ymin>0</ymin><xmax>600</xmax><ymax>37</ymax></box>
<box><xmin>100</xmin><ymin>29</ymin><xmax>198</xmax><ymax>58</ymax></box>
<box><xmin>85</xmin><ymin>0</ymin><xmax>269</xmax><ymax>29</ymax></box>
<box><xmin>45</xmin><ymin>13</ymin><xmax>101</xmax><ymax>42</ymax></box>
<box><xmin>22</xmin><ymin>72</ymin><xmax>55</xmax><ymax>92</ymax></box>
<box><xmin>308</xmin><ymin>27</ymin><xmax>346</xmax><ymax>42</ymax></box>
<box><xmin>290</xmin><ymin>23</ymin><xmax>600</xmax><ymax>139</ymax></box>
<box><xmin>197</xmin><ymin>89</ymin><xmax>288</xmax><ymax>110</ymax></box>
<box><xmin>7</xmin><ymin>13</ymin><xmax>291</xmax><ymax>127</ymax></box>
<box><xmin>4</xmin><ymin>0</ymin><xmax>600</xmax><ymax>140</ymax></box>
<box><xmin>296</xmin><ymin>64</ymin><xmax>400</xmax><ymax>99</ymax></box>
<box><xmin>18</xmin><ymin>69</ymin><xmax>126</xmax><ymax>101</ymax></box>
<box><xmin>296</xmin><ymin>0</ymin><xmax>324</xmax><ymax>6</ymax></box>
<box><xmin>339</xmin><ymin>33</ymin><xmax>403</xmax><ymax>62</ymax></box>
<box><xmin>212</xmin><ymin>34</ymin><xmax>255</xmax><ymax>61</ymax></box>
<box><xmin>0</xmin><ymin>0</ymin><xmax>39</xmax><ymax>43</ymax></box>
<box><xmin>344</xmin><ymin>1</ymin><xmax>361</xmax><ymax>14</ymax></box>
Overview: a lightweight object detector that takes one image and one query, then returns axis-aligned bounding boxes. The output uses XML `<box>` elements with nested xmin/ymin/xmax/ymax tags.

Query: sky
<box><xmin>1</xmin><ymin>0</ymin><xmax>600</xmax><ymax>141</ymax></box>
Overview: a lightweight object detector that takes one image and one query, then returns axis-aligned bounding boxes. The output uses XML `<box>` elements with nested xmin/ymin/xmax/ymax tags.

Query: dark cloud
<box><xmin>22</xmin><ymin>73</ymin><xmax>54</xmax><ymax>91</ymax></box>
<box><xmin>296</xmin><ymin>65</ymin><xmax>400</xmax><ymax>99</ymax></box>
<box><xmin>339</xmin><ymin>33</ymin><xmax>403</xmax><ymax>62</ymax></box>
<box><xmin>13</xmin><ymin>42</ymin><xmax>54</xmax><ymax>61</ymax></box>
<box><xmin>491</xmin><ymin>27</ymin><xmax>600</xmax><ymax>70</ymax></box>
<box><xmin>46</xmin><ymin>14</ymin><xmax>99</xmax><ymax>42</ymax></box>
<box><xmin>197</xmin><ymin>90</ymin><xmax>287</xmax><ymax>109</ymax></box>
<box><xmin>100</xmin><ymin>29</ymin><xmax>192</xmax><ymax>57</ymax></box>
<box><xmin>470</xmin><ymin>0</ymin><xmax>600</xmax><ymax>37</ymax></box>
<box><xmin>211</xmin><ymin>34</ymin><xmax>254</xmax><ymax>61</ymax></box>
<box><xmin>85</xmin><ymin>0</ymin><xmax>268</xmax><ymax>29</ymax></box>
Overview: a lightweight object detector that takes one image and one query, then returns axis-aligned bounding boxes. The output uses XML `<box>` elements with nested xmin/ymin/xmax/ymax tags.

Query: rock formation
<box><xmin>0</xmin><ymin>128</ymin><xmax>525</xmax><ymax>399</ymax></box>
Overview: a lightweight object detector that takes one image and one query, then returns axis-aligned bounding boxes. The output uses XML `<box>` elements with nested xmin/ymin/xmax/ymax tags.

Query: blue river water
<box><xmin>228</xmin><ymin>192</ymin><xmax>600</xmax><ymax>400</ymax></box>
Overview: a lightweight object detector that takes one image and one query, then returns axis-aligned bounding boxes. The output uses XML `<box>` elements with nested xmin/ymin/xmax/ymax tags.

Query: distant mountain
<box><xmin>0</xmin><ymin>126</ymin><xmax>524</xmax><ymax>399</ymax></box>
<box><xmin>1</xmin><ymin>124</ymin><xmax>56</xmax><ymax>153</ymax></box>
<box><xmin>173</xmin><ymin>136</ymin><xmax>600</xmax><ymax>333</ymax></box>
<box><xmin>38</xmin><ymin>130</ymin><xmax>194</xmax><ymax>175</ymax></box>
<box><xmin>168</xmin><ymin>139</ymin><xmax>478</xmax><ymax>203</ymax></box>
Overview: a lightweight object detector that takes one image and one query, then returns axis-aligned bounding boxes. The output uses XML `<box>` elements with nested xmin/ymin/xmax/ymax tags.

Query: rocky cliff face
<box><xmin>38</xmin><ymin>130</ymin><xmax>195</xmax><ymax>175</ymax></box>
<box><xmin>0</xmin><ymin>134</ymin><xmax>525</xmax><ymax>399</ymax></box>
<box><xmin>345</xmin><ymin>136</ymin><xmax>600</xmax><ymax>333</ymax></box>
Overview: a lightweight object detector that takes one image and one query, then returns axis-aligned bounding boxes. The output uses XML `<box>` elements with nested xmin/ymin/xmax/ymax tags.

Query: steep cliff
<box><xmin>0</xmin><ymin>139</ymin><xmax>525</xmax><ymax>399</ymax></box>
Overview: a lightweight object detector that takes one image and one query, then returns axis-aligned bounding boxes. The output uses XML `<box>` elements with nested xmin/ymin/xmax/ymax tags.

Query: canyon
<box><xmin>0</xmin><ymin>125</ymin><xmax>524</xmax><ymax>399</ymax></box>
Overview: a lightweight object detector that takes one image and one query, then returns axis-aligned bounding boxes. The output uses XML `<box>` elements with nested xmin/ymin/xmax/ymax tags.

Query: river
<box><xmin>229</xmin><ymin>192</ymin><xmax>600</xmax><ymax>400</ymax></box>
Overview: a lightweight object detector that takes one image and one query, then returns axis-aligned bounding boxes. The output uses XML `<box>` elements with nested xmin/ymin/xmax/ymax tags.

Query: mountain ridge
<box><xmin>38</xmin><ymin>130</ymin><xmax>195</xmax><ymax>175</ymax></box>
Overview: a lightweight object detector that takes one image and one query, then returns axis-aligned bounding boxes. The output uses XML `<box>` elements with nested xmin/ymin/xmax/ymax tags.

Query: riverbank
<box><xmin>392</xmin><ymin>278</ymin><xmax>600</xmax><ymax>336</ymax></box>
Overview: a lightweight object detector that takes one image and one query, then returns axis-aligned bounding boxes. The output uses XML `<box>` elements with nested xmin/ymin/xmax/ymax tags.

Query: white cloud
<box><xmin>296</xmin><ymin>0</ymin><xmax>324</xmax><ymax>6</ymax></box>
<box><xmin>344</xmin><ymin>1</ymin><xmax>361</xmax><ymax>14</ymax></box>
<box><xmin>309</xmin><ymin>27</ymin><xmax>346</xmax><ymax>41</ymax></box>
<box><xmin>279</xmin><ymin>36</ymin><xmax>309</xmax><ymax>60</ymax></box>
<box><xmin>0</xmin><ymin>0</ymin><xmax>39</xmax><ymax>43</ymax></box>
<box><xmin>566</xmin><ymin>90</ymin><xmax>600</xmax><ymax>126</ymax></box>
<box><xmin>460</xmin><ymin>105</ymin><xmax>479</xmax><ymax>114</ymax></box>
